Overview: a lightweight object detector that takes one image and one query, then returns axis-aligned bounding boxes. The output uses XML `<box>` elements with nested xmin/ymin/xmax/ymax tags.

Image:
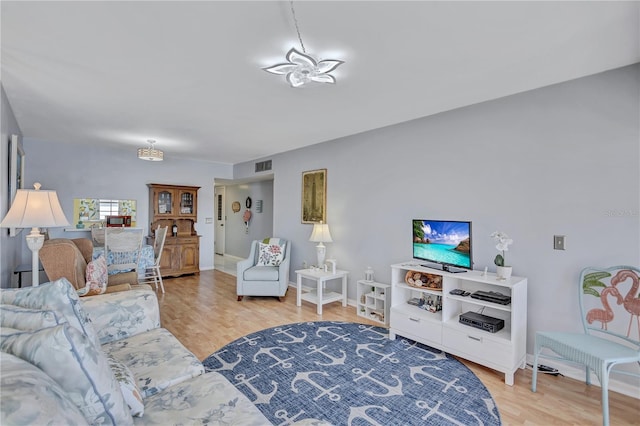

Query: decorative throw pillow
<box><xmin>256</xmin><ymin>242</ymin><xmax>285</xmax><ymax>266</ymax></box>
<box><xmin>107</xmin><ymin>354</ymin><xmax>144</xmax><ymax>417</ymax></box>
<box><xmin>0</xmin><ymin>278</ymin><xmax>101</xmax><ymax>349</ymax></box>
<box><xmin>0</xmin><ymin>304</ymin><xmax>63</xmax><ymax>331</ymax></box>
<box><xmin>262</xmin><ymin>237</ymin><xmax>285</xmax><ymax>246</ymax></box>
<box><xmin>1</xmin><ymin>352</ymin><xmax>89</xmax><ymax>426</ymax></box>
<box><xmin>83</xmin><ymin>254</ymin><xmax>108</xmax><ymax>296</ymax></box>
<box><xmin>0</xmin><ymin>323</ymin><xmax>133</xmax><ymax>425</ymax></box>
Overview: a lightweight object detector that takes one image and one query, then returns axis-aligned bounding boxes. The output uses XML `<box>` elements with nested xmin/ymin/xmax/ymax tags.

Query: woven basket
<box><xmin>404</xmin><ymin>270</ymin><xmax>443</xmax><ymax>290</ymax></box>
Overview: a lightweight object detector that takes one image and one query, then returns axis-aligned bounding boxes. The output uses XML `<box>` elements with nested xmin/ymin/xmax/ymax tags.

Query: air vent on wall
<box><xmin>255</xmin><ymin>160</ymin><xmax>272</xmax><ymax>173</ymax></box>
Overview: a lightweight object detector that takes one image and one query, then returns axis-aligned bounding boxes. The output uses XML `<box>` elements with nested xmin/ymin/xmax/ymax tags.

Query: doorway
<box><xmin>214</xmin><ymin>186</ymin><xmax>225</xmax><ymax>255</ymax></box>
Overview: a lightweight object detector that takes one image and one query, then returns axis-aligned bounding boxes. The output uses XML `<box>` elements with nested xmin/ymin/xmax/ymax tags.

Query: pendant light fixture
<box><xmin>263</xmin><ymin>1</ymin><xmax>344</xmax><ymax>88</ymax></box>
<box><xmin>137</xmin><ymin>139</ymin><xmax>164</xmax><ymax>161</ymax></box>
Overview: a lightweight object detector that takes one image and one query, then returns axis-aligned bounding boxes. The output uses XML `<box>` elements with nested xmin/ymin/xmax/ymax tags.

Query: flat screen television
<box><xmin>412</xmin><ymin>219</ymin><xmax>472</xmax><ymax>273</ymax></box>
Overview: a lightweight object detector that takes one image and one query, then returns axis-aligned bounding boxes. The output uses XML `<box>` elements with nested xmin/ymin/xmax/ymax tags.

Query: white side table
<box><xmin>295</xmin><ymin>268</ymin><xmax>349</xmax><ymax>315</ymax></box>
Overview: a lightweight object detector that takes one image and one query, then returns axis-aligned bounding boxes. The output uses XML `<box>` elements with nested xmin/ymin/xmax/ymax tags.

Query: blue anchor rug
<box><xmin>202</xmin><ymin>321</ymin><xmax>501</xmax><ymax>425</ymax></box>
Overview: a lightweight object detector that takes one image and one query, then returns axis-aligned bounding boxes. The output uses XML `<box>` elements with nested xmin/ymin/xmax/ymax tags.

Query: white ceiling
<box><xmin>2</xmin><ymin>1</ymin><xmax>638</xmax><ymax>165</ymax></box>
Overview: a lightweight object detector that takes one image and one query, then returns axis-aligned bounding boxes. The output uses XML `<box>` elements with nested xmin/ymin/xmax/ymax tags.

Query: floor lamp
<box><xmin>309</xmin><ymin>222</ymin><xmax>333</xmax><ymax>268</ymax></box>
<box><xmin>1</xmin><ymin>182</ymin><xmax>70</xmax><ymax>286</ymax></box>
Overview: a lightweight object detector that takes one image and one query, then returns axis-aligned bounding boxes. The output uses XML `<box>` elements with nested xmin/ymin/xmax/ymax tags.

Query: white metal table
<box><xmin>295</xmin><ymin>268</ymin><xmax>349</xmax><ymax>315</ymax></box>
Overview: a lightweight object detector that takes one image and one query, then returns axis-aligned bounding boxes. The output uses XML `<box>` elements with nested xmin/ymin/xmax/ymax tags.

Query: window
<box><xmin>99</xmin><ymin>200</ymin><xmax>120</xmax><ymax>219</ymax></box>
<box><xmin>73</xmin><ymin>198</ymin><xmax>137</xmax><ymax>227</ymax></box>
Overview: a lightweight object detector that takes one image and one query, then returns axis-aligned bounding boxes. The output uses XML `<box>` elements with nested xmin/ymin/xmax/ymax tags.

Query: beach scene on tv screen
<box><xmin>413</xmin><ymin>220</ymin><xmax>471</xmax><ymax>268</ymax></box>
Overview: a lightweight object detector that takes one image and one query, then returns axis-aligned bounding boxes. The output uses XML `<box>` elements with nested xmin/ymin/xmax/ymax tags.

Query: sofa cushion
<box><xmin>81</xmin><ymin>287</ymin><xmax>161</xmax><ymax>345</ymax></box>
<box><xmin>0</xmin><ymin>351</ymin><xmax>89</xmax><ymax>426</ymax></box>
<box><xmin>243</xmin><ymin>265</ymin><xmax>280</xmax><ymax>281</ymax></box>
<box><xmin>0</xmin><ymin>304</ymin><xmax>63</xmax><ymax>331</ymax></box>
<box><xmin>0</xmin><ymin>278</ymin><xmax>100</xmax><ymax>348</ymax></box>
<box><xmin>0</xmin><ymin>324</ymin><xmax>133</xmax><ymax>425</ymax></box>
<box><xmin>107</xmin><ymin>354</ymin><xmax>145</xmax><ymax>417</ymax></box>
<box><xmin>256</xmin><ymin>242</ymin><xmax>286</xmax><ymax>266</ymax></box>
<box><xmin>102</xmin><ymin>327</ymin><xmax>205</xmax><ymax>398</ymax></box>
<box><xmin>134</xmin><ymin>372</ymin><xmax>270</xmax><ymax>425</ymax></box>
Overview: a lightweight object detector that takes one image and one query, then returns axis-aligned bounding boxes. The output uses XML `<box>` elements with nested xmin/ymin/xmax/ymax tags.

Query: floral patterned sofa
<box><xmin>0</xmin><ymin>278</ymin><xmax>270</xmax><ymax>425</ymax></box>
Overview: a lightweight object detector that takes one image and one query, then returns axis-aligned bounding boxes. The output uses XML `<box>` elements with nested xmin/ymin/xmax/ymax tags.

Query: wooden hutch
<box><xmin>147</xmin><ymin>184</ymin><xmax>200</xmax><ymax>277</ymax></box>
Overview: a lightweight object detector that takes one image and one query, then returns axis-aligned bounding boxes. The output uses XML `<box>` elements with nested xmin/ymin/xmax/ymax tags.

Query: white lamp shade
<box><xmin>137</xmin><ymin>147</ymin><xmax>164</xmax><ymax>161</ymax></box>
<box><xmin>138</xmin><ymin>139</ymin><xmax>164</xmax><ymax>161</ymax></box>
<box><xmin>309</xmin><ymin>223</ymin><xmax>333</xmax><ymax>243</ymax></box>
<box><xmin>1</xmin><ymin>188</ymin><xmax>70</xmax><ymax>229</ymax></box>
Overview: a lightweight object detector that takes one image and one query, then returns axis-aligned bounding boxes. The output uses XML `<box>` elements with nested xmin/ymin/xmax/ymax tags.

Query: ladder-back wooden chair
<box><xmin>104</xmin><ymin>228</ymin><xmax>144</xmax><ymax>281</ymax></box>
<box><xmin>140</xmin><ymin>225</ymin><xmax>168</xmax><ymax>293</ymax></box>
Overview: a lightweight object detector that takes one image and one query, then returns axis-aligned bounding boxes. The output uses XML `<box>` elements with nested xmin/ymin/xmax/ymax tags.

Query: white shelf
<box><xmin>393</xmin><ymin>303</ymin><xmax>443</xmax><ymax>323</ymax></box>
<box><xmin>396</xmin><ymin>282</ymin><xmax>444</xmax><ymax>297</ymax></box>
<box><xmin>357</xmin><ymin>280</ymin><xmax>390</xmax><ymax>325</ymax></box>
<box><xmin>301</xmin><ymin>290</ymin><xmax>344</xmax><ymax>305</ymax></box>
<box><xmin>446</xmin><ymin>294</ymin><xmax>512</xmax><ymax>312</ymax></box>
<box><xmin>389</xmin><ymin>262</ymin><xmax>527</xmax><ymax>386</ymax></box>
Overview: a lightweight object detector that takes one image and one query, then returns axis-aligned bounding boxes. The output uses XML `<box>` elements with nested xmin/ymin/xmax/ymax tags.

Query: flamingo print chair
<box><xmin>531</xmin><ymin>265</ymin><xmax>640</xmax><ymax>426</ymax></box>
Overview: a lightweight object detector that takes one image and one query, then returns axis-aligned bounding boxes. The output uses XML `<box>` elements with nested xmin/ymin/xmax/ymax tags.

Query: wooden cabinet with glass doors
<box><xmin>147</xmin><ymin>184</ymin><xmax>200</xmax><ymax>277</ymax></box>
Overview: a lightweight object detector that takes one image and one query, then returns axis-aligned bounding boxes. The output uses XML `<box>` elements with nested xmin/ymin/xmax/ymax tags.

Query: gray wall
<box><xmin>9</xmin><ymin>139</ymin><xmax>234</xmax><ymax>278</ymax></box>
<box><xmin>1</xmin><ymin>86</ymin><xmax>24</xmax><ymax>286</ymax></box>
<box><xmin>235</xmin><ymin>64</ymin><xmax>640</xmax><ymax>354</ymax></box>
<box><xmin>223</xmin><ymin>180</ymin><xmax>274</xmax><ymax>258</ymax></box>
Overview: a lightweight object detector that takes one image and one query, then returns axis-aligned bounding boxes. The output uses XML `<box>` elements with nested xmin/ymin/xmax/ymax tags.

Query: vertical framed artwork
<box><xmin>301</xmin><ymin>168</ymin><xmax>327</xmax><ymax>224</ymax></box>
<box><xmin>8</xmin><ymin>134</ymin><xmax>25</xmax><ymax>237</ymax></box>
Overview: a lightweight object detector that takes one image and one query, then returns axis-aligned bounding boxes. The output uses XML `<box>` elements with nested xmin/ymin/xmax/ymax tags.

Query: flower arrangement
<box><xmin>490</xmin><ymin>231</ymin><xmax>513</xmax><ymax>267</ymax></box>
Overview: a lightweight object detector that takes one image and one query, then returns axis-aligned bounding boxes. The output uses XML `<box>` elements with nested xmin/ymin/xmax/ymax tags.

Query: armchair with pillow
<box><xmin>237</xmin><ymin>238</ymin><xmax>291</xmax><ymax>301</ymax></box>
<box><xmin>39</xmin><ymin>238</ymin><xmax>144</xmax><ymax>295</ymax></box>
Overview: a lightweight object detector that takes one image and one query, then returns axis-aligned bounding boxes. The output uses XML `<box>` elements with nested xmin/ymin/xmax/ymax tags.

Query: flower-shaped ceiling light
<box><xmin>263</xmin><ymin>48</ymin><xmax>344</xmax><ymax>88</ymax></box>
<box><xmin>263</xmin><ymin>1</ymin><xmax>345</xmax><ymax>88</ymax></box>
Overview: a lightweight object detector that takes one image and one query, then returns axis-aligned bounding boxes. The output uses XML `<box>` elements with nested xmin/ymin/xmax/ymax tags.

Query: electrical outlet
<box><xmin>303</xmin><ymin>261</ymin><xmax>308</xmax><ymax>269</ymax></box>
<box><xmin>554</xmin><ymin>235</ymin><xmax>565</xmax><ymax>250</ymax></box>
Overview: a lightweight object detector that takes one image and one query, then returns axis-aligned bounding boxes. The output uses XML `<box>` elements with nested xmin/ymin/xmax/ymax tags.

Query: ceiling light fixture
<box><xmin>263</xmin><ymin>1</ymin><xmax>344</xmax><ymax>88</ymax></box>
<box><xmin>137</xmin><ymin>139</ymin><xmax>164</xmax><ymax>161</ymax></box>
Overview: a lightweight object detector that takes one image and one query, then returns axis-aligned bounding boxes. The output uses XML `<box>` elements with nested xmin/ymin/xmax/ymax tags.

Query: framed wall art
<box><xmin>301</xmin><ymin>168</ymin><xmax>327</xmax><ymax>224</ymax></box>
<box><xmin>73</xmin><ymin>198</ymin><xmax>137</xmax><ymax>227</ymax></box>
<box><xmin>8</xmin><ymin>134</ymin><xmax>25</xmax><ymax>237</ymax></box>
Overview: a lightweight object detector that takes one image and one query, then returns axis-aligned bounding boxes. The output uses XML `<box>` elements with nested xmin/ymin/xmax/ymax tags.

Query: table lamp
<box><xmin>309</xmin><ymin>222</ymin><xmax>332</xmax><ymax>268</ymax></box>
<box><xmin>1</xmin><ymin>182</ymin><xmax>70</xmax><ymax>286</ymax></box>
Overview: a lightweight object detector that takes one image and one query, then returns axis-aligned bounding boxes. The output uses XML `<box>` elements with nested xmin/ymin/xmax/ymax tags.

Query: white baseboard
<box><xmin>221</xmin><ymin>253</ymin><xmax>244</xmax><ymax>262</ymax></box>
<box><xmin>526</xmin><ymin>354</ymin><xmax>640</xmax><ymax>399</ymax></box>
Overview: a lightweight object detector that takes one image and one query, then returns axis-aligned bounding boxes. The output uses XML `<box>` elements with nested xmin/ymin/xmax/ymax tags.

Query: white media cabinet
<box><xmin>389</xmin><ymin>262</ymin><xmax>527</xmax><ymax>385</ymax></box>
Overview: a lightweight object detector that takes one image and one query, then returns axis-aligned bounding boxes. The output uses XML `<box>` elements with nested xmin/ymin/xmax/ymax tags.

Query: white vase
<box><xmin>496</xmin><ymin>266</ymin><xmax>513</xmax><ymax>281</ymax></box>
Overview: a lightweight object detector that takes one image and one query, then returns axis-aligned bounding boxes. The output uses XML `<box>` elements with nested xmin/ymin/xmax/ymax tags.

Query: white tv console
<box><xmin>389</xmin><ymin>262</ymin><xmax>527</xmax><ymax>385</ymax></box>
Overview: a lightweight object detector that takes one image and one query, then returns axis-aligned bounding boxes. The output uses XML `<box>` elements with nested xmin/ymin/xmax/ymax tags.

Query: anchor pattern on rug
<box><xmin>203</xmin><ymin>321</ymin><xmax>502</xmax><ymax>425</ymax></box>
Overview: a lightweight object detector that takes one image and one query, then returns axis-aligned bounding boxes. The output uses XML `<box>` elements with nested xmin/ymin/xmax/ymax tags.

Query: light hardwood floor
<box><xmin>157</xmin><ymin>270</ymin><xmax>639</xmax><ymax>425</ymax></box>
